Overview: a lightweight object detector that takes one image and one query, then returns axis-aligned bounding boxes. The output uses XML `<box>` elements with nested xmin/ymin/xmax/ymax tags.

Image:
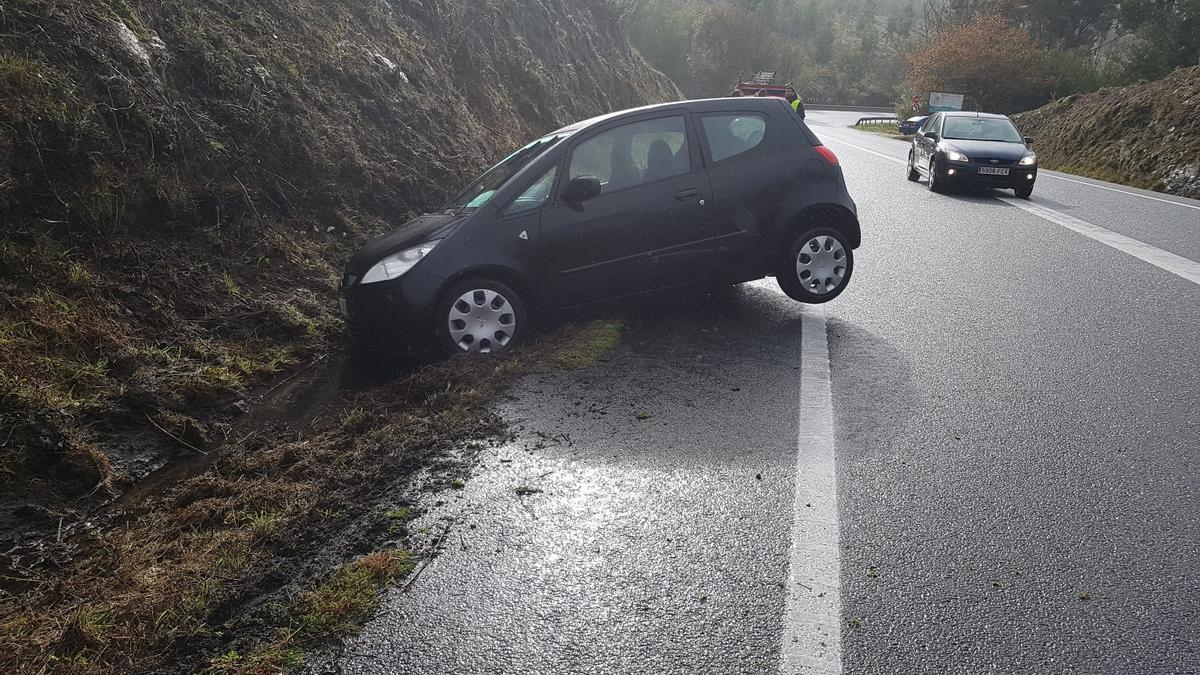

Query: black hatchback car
<box><xmin>907</xmin><ymin>111</ymin><xmax>1037</xmax><ymax>198</ymax></box>
<box><xmin>341</xmin><ymin>98</ymin><xmax>861</xmax><ymax>354</ymax></box>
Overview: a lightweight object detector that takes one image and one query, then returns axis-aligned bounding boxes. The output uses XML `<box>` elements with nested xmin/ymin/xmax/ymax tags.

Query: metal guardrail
<box><xmin>806</xmin><ymin>104</ymin><xmax>896</xmax><ymax>113</ymax></box>
<box><xmin>854</xmin><ymin>116</ymin><xmax>897</xmax><ymax>126</ymax></box>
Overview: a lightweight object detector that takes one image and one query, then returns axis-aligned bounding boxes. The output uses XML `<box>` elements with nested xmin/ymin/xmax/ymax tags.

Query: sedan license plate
<box><xmin>978</xmin><ymin>166</ymin><xmax>1010</xmax><ymax>176</ymax></box>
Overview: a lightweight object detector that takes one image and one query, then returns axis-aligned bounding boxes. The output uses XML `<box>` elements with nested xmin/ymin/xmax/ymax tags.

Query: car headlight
<box><xmin>944</xmin><ymin>150</ymin><xmax>969</xmax><ymax>162</ymax></box>
<box><xmin>360</xmin><ymin>241</ymin><xmax>439</xmax><ymax>284</ymax></box>
<box><xmin>1019</xmin><ymin>154</ymin><xmax>1037</xmax><ymax>166</ymax></box>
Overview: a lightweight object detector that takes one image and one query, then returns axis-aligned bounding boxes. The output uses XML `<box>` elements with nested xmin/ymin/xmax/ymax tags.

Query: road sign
<box><xmin>929</xmin><ymin>92</ymin><xmax>964</xmax><ymax>112</ymax></box>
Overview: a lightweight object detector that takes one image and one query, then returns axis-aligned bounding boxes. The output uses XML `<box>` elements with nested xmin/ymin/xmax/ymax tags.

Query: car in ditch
<box><xmin>340</xmin><ymin>97</ymin><xmax>862</xmax><ymax>355</ymax></box>
<box><xmin>907</xmin><ymin>111</ymin><xmax>1037</xmax><ymax>198</ymax></box>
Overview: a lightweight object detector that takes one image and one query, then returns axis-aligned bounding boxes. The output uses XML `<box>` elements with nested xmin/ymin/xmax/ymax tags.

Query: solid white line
<box><xmin>820</xmin><ymin>136</ymin><xmax>906</xmax><ymax>165</ymax></box>
<box><xmin>999</xmin><ymin>197</ymin><xmax>1200</xmax><ymax>286</ymax></box>
<box><xmin>780</xmin><ymin>303</ymin><xmax>843</xmax><ymax>675</ymax></box>
<box><xmin>1042</xmin><ymin>173</ymin><xmax>1200</xmax><ymax>212</ymax></box>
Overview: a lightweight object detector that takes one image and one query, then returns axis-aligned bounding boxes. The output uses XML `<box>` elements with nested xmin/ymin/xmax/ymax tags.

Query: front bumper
<box><xmin>940</xmin><ymin>160</ymin><xmax>1037</xmax><ymax>188</ymax></box>
<box><xmin>339</xmin><ymin>267</ymin><xmax>444</xmax><ymax>350</ymax></box>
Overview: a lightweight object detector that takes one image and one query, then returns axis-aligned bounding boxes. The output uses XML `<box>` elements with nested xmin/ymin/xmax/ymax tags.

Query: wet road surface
<box><xmin>331</xmin><ymin>111</ymin><xmax>1200</xmax><ymax>674</ymax></box>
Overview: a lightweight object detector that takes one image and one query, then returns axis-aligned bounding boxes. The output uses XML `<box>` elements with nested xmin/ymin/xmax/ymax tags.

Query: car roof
<box><xmin>549</xmin><ymin>98</ymin><xmax>785</xmax><ymax>136</ymax></box>
<box><xmin>940</xmin><ymin>111</ymin><xmax>1010</xmax><ymax>119</ymax></box>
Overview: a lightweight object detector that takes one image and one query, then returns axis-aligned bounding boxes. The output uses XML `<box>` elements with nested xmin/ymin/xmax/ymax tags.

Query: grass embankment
<box><xmin>848</xmin><ymin>123</ymin><xmax>912</xmax><ymax>141</ymax></box>
<box><xmin>0</xmin><ymin>320</ymin><xmax>625</xmax><ymax>674</ymax></box>
<box><xmin>0</xmin><ymin>0</ymin><xmax>674</xmax><ymax>671</ymax></box>
<box><xmin>1013</xmin><ymin>65</ymin><xmax>1200</xmax><ymax>198</ymax></box>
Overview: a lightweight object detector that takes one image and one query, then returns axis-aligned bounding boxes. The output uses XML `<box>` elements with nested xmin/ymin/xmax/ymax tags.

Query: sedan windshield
<box><xmin>445</xmin><ymin>133</ymin><xmax>569</xmax><ymax>212</ymax></box>
<box><xmin>942</xmin><ymin>117</ymin><xmax>1024</xmax><ymax>143</ymax></box>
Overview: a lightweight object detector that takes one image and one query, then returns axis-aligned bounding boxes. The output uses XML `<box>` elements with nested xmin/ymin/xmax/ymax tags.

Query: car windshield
<box><xmin>942</xmin><ymin>117</ymin><xmax>1023</xmax><ymax>143</ymax></box>
<box><xmin>444</xmin><ymin>133</ymin><xmax>569</xmax><ymax>212</ymax></box>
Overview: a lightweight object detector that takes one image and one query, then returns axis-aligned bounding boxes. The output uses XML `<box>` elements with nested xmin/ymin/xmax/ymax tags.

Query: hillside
<box><xmin>1014</xmin><ymin>66</ymin><xmax>1200</xmax><ymax>198</ymax></box>
<box><xmin>1</xmin><ymin>0</ymin><xmax>675</xmax><ymax>531</ymax></box>
<box><xmin>0</xmin><ymin>1</ymin><xmax>675</xmax><ymax>671</ymax></box>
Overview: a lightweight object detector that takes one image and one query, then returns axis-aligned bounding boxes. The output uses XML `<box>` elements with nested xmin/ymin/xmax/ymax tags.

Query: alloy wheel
<box><xmin>447</xmin><ymin>289</ymin><xmax>516</xmax><ymax>353</ymax></box>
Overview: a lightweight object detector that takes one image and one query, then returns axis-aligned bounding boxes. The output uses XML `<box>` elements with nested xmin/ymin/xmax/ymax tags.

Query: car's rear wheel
<box><xmin>1014</xmin><ymin>184</ymin><xmax>1034</xmax><ymax>199</ymax></box>
<box><xmin>435</xmin><ymin>278</ymin><xmax>526</xmax><ymax>355</ymax></box>
<box><xmin>907</xmin><ymin>151</ymin><xmax>921</xmax><ymax>182</ymax></box>
<box><xmin>928</xmin><ymin>159</ymin><xmax>945</xmax><ymax>193</ymax></box>
<box><xmin>777</xmin><ymin>227</ymin><xmax>854</xmax><ymax>304</ymax></box>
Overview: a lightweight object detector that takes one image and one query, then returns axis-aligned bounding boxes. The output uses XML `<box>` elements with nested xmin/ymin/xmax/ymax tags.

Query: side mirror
<box><xmin>1023</xmin><ymin>136</ymin><xmax>1034</xmax><ymax>146</ymax></box>
<box><xmin>562</xmin><ymin>176</ymin><xmax>602</xmax><ymax>204</ymax></box>
<box><xmin>925</xmin><ymin>131</ymin><xmax>939</xmax><ymax>142</ymax></box>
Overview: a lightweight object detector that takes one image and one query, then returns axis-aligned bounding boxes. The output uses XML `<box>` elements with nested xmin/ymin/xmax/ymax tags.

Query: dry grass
<box><xmin>0</xmin><ymin>320</ymin><xmax>623</xmax><ymax>674</ymax></box>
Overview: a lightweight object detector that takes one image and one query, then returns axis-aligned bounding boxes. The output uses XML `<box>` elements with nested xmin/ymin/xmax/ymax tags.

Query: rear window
<box><xmin>701</xmin><ymin>114</ymin><xmax>767</xmax><ymax>163</ymax></box>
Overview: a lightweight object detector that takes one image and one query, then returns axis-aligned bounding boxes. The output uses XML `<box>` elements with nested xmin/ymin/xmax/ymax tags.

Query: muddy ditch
<box><xmin>0</xmin><ymin>320</ymin><xmax>622</xmax><ymax>674</ymax></box>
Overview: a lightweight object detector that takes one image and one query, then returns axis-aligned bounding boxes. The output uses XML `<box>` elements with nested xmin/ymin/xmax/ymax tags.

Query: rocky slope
<box><xmin>1014</xmin><ymin>66</ymin><xmax>1200</xmax><ymax>198</ymax></box>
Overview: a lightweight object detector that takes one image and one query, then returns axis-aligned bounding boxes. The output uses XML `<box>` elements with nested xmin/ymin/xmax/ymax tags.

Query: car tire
<box><xmin>1014</xmin><ymin>185</ymin><xmax>1034</xmax><ymax>199</ymax></box>
<box><xmin>907</xmin><ymin>151</ymin><xmax>921</xmax><ymax>182</ymax></box>
<box><xmin>928</xmin><ymin>159</ymin><xmax>945</xmax><ymax>193</ymax></box>
<box><xmin>777</xmin><ymin>227</ymin><xmax>854</xmax><ymax>304</ymax></box>
<box><xmin>434</xmin><ymin>278</ymin><xmax>527</xmax><ymax>355</ymax></box>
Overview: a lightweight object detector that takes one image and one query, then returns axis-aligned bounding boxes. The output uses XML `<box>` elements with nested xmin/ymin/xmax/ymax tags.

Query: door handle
<box><xmin>674</xmin><ymin>188</ymin><xmax>699</xmax><ymax>202</ymax></box>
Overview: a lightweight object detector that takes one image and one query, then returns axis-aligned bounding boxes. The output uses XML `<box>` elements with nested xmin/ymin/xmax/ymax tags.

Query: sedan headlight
<box><xmin>1019</xmin><ymin>154</ymin><xmax>1037</xmax><ymax>166</ymax></box>
<box><xmin>944</xmin><ymin>150</ymin><xmax>969</xmax><ymax>162</ymax></box>
<box><xmin>361</xmin><ymin>241</ymin><xmax>439</xmax><ymax>284</ymax></box>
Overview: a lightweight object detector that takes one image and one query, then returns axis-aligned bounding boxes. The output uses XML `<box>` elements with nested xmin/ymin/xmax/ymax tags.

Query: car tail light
<box><xmin>815</xmin><ymin>145</ymin><xmax>839</xmax><ymax>166</ymax></box>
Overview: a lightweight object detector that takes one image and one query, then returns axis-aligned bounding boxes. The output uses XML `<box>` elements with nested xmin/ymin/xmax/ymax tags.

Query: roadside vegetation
<box><xmin>1013</xmin><ymin>66</ymin><xmax>1200</xmax><ymax>199</ymax></box>
<box><xmin>850</xmin><ymin>122</ymin><xmax>910</xmax><ymax>141</ymax></box>
<box><xmin>0</xmin><ymin>320</ymin><xmax>626</xmax><ymax>674</ymax></box>
<box><xmin>618</xmin><ymin>0</ymin><xmax>1199</xmax><ymax>114</ymax></box>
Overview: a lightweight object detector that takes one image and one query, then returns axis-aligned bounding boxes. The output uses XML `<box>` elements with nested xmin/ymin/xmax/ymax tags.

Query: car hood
<box><xmin>941</xmin><ymin>139</ymin><xmax>1028</xmax><ymax>160</ymax></box>
<box><xmin>346</xmin><ymin>212</ymin><xmax>465</xmax><ymax>276</ymax></box>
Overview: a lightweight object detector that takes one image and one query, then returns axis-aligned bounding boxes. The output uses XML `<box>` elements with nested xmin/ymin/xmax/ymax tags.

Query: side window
<box><xmin>501</xmin><ymin>167</ymin><xmax>557</xmax><ymax>216</ymax></box>
<box><xmin>568</xmin><ymin>116</ymin><xmax>690</xmax><ymax>194</ymax></box>
<box><xmin>921</xmin><ymin>114</ymin><xmax>939</xmax><ymax>134</ymax></box>
<box><xmin>700</xmin><ymin>114</ymin><xmax>767</xmax><ymax>163</ymax></box>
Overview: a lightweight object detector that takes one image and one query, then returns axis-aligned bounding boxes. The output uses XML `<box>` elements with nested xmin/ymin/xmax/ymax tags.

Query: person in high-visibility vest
<box><xmin>787</xmin><ymin>90</ymin><xmax>806</xmax><ymax>119</ymax></box>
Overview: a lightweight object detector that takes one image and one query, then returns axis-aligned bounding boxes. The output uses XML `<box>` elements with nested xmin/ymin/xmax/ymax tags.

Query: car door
<box><xmin>917</xmin><ymin>113</ymin><xmax>942</xmax><ymax>168</ymax></box>
<box><xmin>693</xmin><ymin>110</ymin><xmax>789</xmax><ymax>279</ymax></box>
<box><xmin>538</xmin><ymin>113</ymin><xmax>715</xmax><ymax>308</ymax></box>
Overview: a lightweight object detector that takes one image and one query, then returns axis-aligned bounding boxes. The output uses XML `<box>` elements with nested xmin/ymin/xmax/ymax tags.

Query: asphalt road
<box><xmin>328</xmin><ymin>110</ymin><xmax>1200</xmax><ymax>674</ymax></box>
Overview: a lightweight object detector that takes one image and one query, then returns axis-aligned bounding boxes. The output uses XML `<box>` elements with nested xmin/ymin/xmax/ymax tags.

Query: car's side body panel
<box><xmin>340</xmin><ymin>97</ymin><xmax>862</xmax><ymax>348</ymax></box>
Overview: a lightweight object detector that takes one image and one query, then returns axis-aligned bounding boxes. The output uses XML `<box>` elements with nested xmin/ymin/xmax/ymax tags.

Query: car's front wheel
<box><xmin>434</xmin><ymin>278</ymin><xmax>527</xmax><ymax>355</ymax></box>
<box><xmin>928</xmin><ymin>158</ymin><xmax>945</xmax><ymax>193</ymax></box>
<box><xmin>907</xmin><ymin>151</ymin><xmax>921</xmax><ymax>182</ymax></box>
<box><xmin>1014</xmin><ymin>184</ymin><xmax>1034</xmax><ymax>199</ymax></box>
<box><xmin>777</xmin><ymin>227</ymin><xmax>854</xmax><ymax>304</ymax></box>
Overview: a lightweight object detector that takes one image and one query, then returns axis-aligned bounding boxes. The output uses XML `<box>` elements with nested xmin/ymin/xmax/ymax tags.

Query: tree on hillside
<box><xmin>687</xmin><ymin>4</ymin><xmax>768</xmax><ymax>94</ymax></box>
<box><xmin>1117</xmin><ymin>0</ymin><xmax>1200</xmax><ymax>81</ymax></box>
<box><xmin>906</xmin><ymin>14</ymin><xmax>1055</xmax><ymax>112</ymax></box>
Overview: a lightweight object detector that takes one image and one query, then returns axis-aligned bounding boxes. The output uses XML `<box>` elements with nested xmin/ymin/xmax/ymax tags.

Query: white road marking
<box><xmin>1040</xmin><ymin>173</ymin><xmax>1200</xmax><ymax>212</ymax></box>
<box><xmin>780</xmin><ymin>302</ymin><xmax>843</xmax><ymax>674</ymax></box>
<box><xmin>999</xmin><ymin>197</ymin><xmax>1200</xmax><ymax>286</ymax></box>
<box><xmin>821</xmin><ymin>136</ymin><xmax>906</xmax><ymax>165</ymax></box>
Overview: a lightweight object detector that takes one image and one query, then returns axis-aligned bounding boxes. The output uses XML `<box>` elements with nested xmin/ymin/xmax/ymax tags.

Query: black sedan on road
<box><xmin>907</xmin><ymin>111</ymin><xmax>1037</xmax><ymax>198</ymax></box>
<box><xmin>341</xmin><ymin>98</ymin><xmax>861</xmax><ymax>355</ymax></box>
